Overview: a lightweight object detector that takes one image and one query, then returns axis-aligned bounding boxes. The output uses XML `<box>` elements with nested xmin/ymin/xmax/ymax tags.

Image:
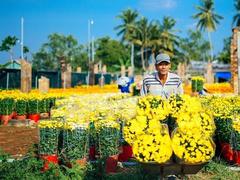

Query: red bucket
<box><xmin>28</xmin><ymin>114</ymin><xmax>40</xmax><ymax>123</ymax></box>
<box><xmin>220</xmin><ymin>142</ymin><xmax>233</xmax><ymax>162</ymax></box>
<box><xmin>118</xmin><ymin>145</ymin><xmax>133</xmax><ymax>162</ymax></box>
<box><xmin>106</xmin><ymin>155</ymin><xmax>118</xmax><ymax>174</ymax></box>
<box><xmin>233</xmin><ymin>150</ymin><xmax>240</xmax><ymax>165</ymax></box>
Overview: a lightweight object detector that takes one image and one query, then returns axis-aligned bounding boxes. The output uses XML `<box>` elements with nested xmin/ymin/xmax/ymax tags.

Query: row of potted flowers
<box><xmin>0</xmin><ymin>91</ymin><xmax>57</xmax><ymax>124</ymax></box>
<box><xmin>201</xmin><ymin>96</ymin><xmax>240</xmax><ymax>165</ymax></box>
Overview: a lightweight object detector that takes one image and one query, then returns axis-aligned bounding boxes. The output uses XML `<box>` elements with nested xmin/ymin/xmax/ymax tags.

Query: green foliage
<box><xmin>27</xmin><ymin>99</ymin><xmax>40</xmax><ymax>114</ymax></box>
<box><xmin>203</xmin><ymin>159</ymin><xmax>240</xmax><ymax>179</ymax></box>
<box><xmin>39</xmin><ymin>128</ymin><xmax>59</xmax><ymax>155</ymax></box>
<box><xmin>97</xmin><ymin>127</ymin><xmax>120</xmax><ymax>158</ymax></box>
<box><xmin>15</xmin><ymin>99</ymin><xmax>27</xmax><ymax>115</ymax></box>
<box><xmin>62</xmin><ymin>128</ymin><xmax>89</xmax><ymax>161</ymax></box>
<box><xmin>214</xmin><ymin>118</ymin><xmax>232</xmax><ymax>143</ymax></box>
<box><xmin>39</xmin><ymin>98</ymin><xmax>52</xmax><ymax>113</ymax></box>
<box><xmin>0</xmin><ymin>149</ymin><xmax>9</xmax><ymax>162</ymax></box>
<box><xmin>192</xmin><ymin>79</ymin><xmax>204</xmax><ymax>92</ymax></box>
<box><xmin>217</xmin><ymin>37</ymin><xmax>230</xmax><ymax>64</ymax></box>
<box><xmin>32</xmin><ymin>33</ymin><xmax>88</xmax><ymax>71</ymax></box>
<box><xmin>193</xmin><ymin>0</ymin><xmax>223</xmax><ymax>32</ymax></box>
<box><xmin>0</xmin><ymin>35</ymin><xmax>18</xmax><ymax>61</ymax></box>
<box><xmin>232</xmin><ymin>0</ymin><xmax>240</xmax><ymax>27</ymax></box>
<box><xmin>178</xmin><ymin>30</ymin><xmax>210</xmax><ymax>64</ymax></box>
<box><xmin>0</xmin><ymin>97</ymin><xmax>15</xmax><ymax>115</ymax></box>
<box><xmin>95</xmin><ymin>36</ymin><xmax>130</xmax><ymax>72</ymax></box>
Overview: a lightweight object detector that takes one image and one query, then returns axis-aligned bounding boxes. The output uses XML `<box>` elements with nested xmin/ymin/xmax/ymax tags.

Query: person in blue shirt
<box><xmin>117</xmin><ymin>76</ymin><xmax>131</xmax><ymax>93</ymax></box>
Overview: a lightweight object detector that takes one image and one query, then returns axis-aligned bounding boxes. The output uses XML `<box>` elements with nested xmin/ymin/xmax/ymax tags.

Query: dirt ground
<box><xmin>0</xmin><ymin>125</ymin><xmax>39</xmax><ymax>158</ymax></box>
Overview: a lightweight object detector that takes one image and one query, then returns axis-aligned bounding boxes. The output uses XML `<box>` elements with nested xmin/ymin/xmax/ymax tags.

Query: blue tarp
<box><xmin>215</xmin><ymin>72</ymin><xmax>231</xmax><ymax>80</ymax></box>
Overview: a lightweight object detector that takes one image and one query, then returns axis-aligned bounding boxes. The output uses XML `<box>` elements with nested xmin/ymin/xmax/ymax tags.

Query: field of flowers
<box><xmin>0</xmin><ymin>83</ymin><xmax>239</xmax><ymax>178</ymax></box>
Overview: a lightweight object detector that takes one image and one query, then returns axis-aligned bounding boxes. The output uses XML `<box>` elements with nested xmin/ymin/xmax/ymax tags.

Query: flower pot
<box><xmin>118</xmin><ymin>145</ymin><xmax>133</xmax><ymax>162</ymax></box>
<box><xmin>40</xmin><ymin>154</ymin><xmax>58</xmax><ymax>171</ymax></box>
<box><xmin>16</xmin><ymin>114</ymin><xmax>27</xmax><ymax>120</ymax></box>
<box><xmin>105</xmin><ymin>154</ymin><xmax>118</xmax><ymax>174</ymax></box>
<box><xmin>1</xmin><ymin>115</ymin><xmax>12</xmax><ymax>125</ymax></box>
<box><xmin>233</xmin><ymin>150</ymin><xmax>240</xmax><ymax>165</ymax></box>
<box><xmin>220</xmin><ymin>142</ymin><xmax>233</xmax><ymax>162</ymax></box>
<box><xmin>11</xmin><ymin>112</ymin><xmax>17</xmax><ymax>119</ymax></box>
<box><xmin>89</xmin><ymin>146</ymin><xmax>96</xmax><ymax>160</ymax></box>
<box><xmin>28</xmin><ymin>113</ymin><xmax>40</xmax><ymax>123</ymax></box>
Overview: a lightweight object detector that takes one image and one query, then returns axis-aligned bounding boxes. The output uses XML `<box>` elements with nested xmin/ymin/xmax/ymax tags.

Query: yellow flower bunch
<box><xmin>201</xmin><ymin>96</ymin><xmax>236</xmax><ymax>119</ymax></box>
<box><xmin>169</xmin><ymin>95</ymin><xmax>202</xmax><ymax>117</ymax></box>
<box><xmin>172</xmin><ymin>129</ymin><xmax>215</xmax><ymax>164</ymax></box>
<box><xmin>191</xmin><ymin>76</ymin><xmax>205</xmax><ymax>82</ymax></box>
<box><xmin>136</xmin><ymin>95</ymin><xmax>171</xmax><ymax>121</ymax></box>
<box><xmin>133</xmin><ymin>125</ymin><xmax>172</xmax><ymax>163</ymax></box>
<box><xmin>176</xmin><ymin>111</ymin><xmax>215</xmax><ymax>137</ymax></box>
<box><xmin>232</xmin><ymin>116</ymin><xmax>240</xmax><ymax>132</ymax></box>
<box><xmin>62</xmin><ymin>122</ymin><xmax>89</xmax><ymax>131</ymax></box>
<box><xmin>123</xmin><ymin>116</ymin><xmax>148</xmax><ymax>144</ymax></box>
<box><xmin>38</xmin><ymin>120</ymin><xmax>63</xmax><ymax>129</ymax></box>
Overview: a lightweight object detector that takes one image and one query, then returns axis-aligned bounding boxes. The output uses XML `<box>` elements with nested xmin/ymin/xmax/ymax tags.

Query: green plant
<box><xmin>15</xmin><ymin>99</ymin><xmax>27</xmax><ymax>115</ymax></box>
<box><xmin>39</xmin><ymin>97</ymin><xmax>54</xmax><ymax>113</ymax></box>
<box><xmin>191</xmin><ymin>76</ymin><xmax>204</xmax><ymax>92</ymax></box>
<box><xmin>214</xmin><ymin>117</ymin><xmax>233</xmax><ymax>143</ymax></box>
<box><xmin>0</xmin><ymin>97</ymin><xmax>15</xmax><ymax>115</ymax></box>
<box><xmin>39</xmin><ymin>128</ymin><xmax>59</xmax><ymax>155</ymax></box>
<box><xmin>27</xmin><ymin>99</ymin><xmax>40</xmax><ymax>114</ymax></box>
<box><xmin>97</xmin><ymin>127</ymin><xmax>120</xmax><ymax>158</ymax></box>
<box><xmin>62</xmin><ymin>127</ymin><xmax>89</xmax><ymax>161</ymax></box>
<box><xmin>0</xmin><ymin>149</ymin><xmax>9</xmax><ymax>162</ymax></box>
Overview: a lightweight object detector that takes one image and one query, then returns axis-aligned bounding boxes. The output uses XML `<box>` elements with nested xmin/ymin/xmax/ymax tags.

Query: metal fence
<box><xmin>0</xmin><ymin>68</ymin><xmax>113</xmax><ymax>90</ymax></box>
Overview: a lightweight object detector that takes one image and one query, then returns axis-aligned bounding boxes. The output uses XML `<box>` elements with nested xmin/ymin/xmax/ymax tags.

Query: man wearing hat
<box><xmin>140</xmin><ymin>53</ymin><xmax>183</xmax><ymax>98</ymax></box>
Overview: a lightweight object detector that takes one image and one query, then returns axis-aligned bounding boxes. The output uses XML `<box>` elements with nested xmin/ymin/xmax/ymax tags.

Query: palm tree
<box><xmin>115</xmin><ymin>9</ymin><xmax>138</xmax><ymax>74</ymax></box>
<box><xmin>193</xmin><ymin>0</ymin><xmax>223</xmax><ymax>62</ymax></box>
<box><xmin>159</xmin><ymin>16</ymin><xmax>179</xmax><ymax>56</ymax></box>
<box><xmin>131</xmin><ymin>17</ymin><xmax>160</xmax><ymax>70</ymax></box>
<box><xmin>233</xmin><ymin>0</ymin><xmax>240</xmax><ymax>27</ymax></box>
<box><xmin>115</xmin><ymin>9</ymin><xmax>139</xmax><ymax>42</ymax></box>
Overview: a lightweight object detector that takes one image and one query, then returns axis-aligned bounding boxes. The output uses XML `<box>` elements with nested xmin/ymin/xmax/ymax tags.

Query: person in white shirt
<box><xmin>140</xmin><ymin>53</ymin><xmax>183</xmax><ymax>98</ymax></box>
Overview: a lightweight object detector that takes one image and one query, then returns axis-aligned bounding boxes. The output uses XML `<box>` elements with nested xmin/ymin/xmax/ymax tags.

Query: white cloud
<box><xmin>139</xmin><ymin>0</ymin><xmax>177</xmax><ymax>11</ymax></box>
<box><xmin>186</xmin><ymin>22</ymin><xmax>198</xmax><ymax>29</ymax></box>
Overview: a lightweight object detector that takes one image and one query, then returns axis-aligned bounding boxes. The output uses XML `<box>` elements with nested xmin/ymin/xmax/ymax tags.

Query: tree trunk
<box><xmin>10</xmin><ymin>49</ymin><xmax>13</xmax><ymax>63</ymax></box>
<box><xmin>131</xmin><ymin>43</ymin><xmax>134</xmax><ymax>75</ymax></box>
<box><xmin>141</xmin><ymin>46</ymin><xmax>146</xmax><ymax>71</ymax></box>
<box><xmin>207</xmin><ymin>31</ymin><xmax>213</xmax><ymax>63</ymax></box>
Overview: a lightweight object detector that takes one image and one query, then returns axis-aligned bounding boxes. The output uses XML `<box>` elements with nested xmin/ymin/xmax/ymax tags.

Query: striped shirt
<box><xmin>140</xmin><ymin>72</ymin><xmax>183</xmax><ymax>98</ymax></box>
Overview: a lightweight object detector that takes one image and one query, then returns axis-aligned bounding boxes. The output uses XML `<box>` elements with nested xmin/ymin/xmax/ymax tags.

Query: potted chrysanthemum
<box><xmin>15</xmin><ymin>97</ymin><xmax>27</xmax><ymax>120</ymax></box>
<box><xmin>0</xmin><ymin>97</ymin><xmax>15</xmax><ymax>125</ymax></box>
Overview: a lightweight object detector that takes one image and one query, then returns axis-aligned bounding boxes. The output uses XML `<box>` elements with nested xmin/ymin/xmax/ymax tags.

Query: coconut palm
<box><xmin>193</xmin><ymin>0</ymin><xmax>223</xmax><ymax>62</ymax></box>
<box><xmin>159</xmin><ymin>16</ymin><xmax>179</xmax><ymax>56</ymax></box>
<box><xmin>233</xmin><ymin>0</ymin><xmax>240</xmax><ymax>27</ymax></box>
<box><xmin>131</xmin><ymin>17</ymin><xmax>161</xmax><ymax>70</ymax></box>
<box><xmin>115</xmin><ymin>9</ymin><xmax>139</xmax><ymax>73</ymax></box>
<box><xmin>115</xmin><ymin>9</ymin><xmax>139</xmax><ymax>42</ymax></box>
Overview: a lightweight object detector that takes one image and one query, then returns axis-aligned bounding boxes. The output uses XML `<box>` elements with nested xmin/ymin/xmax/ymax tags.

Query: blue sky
<box><xmin>0</xmin><ymin>0</ymin><xmax>235</xmax><ymax>64</ymax></box>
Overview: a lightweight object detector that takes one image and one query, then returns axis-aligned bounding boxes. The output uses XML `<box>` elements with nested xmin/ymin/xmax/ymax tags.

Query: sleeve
<box><xmin>176</xmin><ymin>80</ymin><xmax>184</xmax><ymax>95</ymax></box>
<box><xmin>140</xmin><ymin>79</ymin><xmax>148</xmax><ymax>96</ymax></box>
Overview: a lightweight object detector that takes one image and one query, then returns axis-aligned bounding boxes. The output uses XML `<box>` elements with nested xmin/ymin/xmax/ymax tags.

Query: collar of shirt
<box><xmin>154</xmin><ymin>72</ymin><xmax>170</xmax><ymax>86</ymax></box>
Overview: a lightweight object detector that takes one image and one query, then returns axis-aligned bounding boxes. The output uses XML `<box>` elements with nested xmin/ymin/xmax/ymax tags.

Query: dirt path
<box><xmin>0</xmin><ymin>125</ymin><xmax>39</xmax><ymax>158</ymax></box>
